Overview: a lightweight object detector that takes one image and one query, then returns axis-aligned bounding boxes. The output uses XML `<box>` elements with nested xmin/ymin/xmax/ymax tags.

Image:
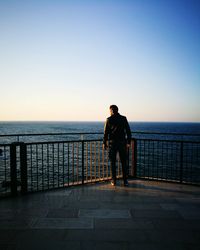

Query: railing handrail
<box><xmin>0</xmin><ymin>131</ymin><xmax>200</xmax><ymax>137</ymax></box>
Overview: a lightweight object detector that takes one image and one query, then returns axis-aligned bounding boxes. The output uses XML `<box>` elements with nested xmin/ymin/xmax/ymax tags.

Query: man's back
<box><xmin>104</xmin><ymin>113</ymin><xmax>131</xmax><ymax>144</ymax></box>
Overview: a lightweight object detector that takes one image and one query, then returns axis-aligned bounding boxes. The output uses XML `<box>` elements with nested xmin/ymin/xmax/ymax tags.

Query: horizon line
<box><xmin>0</xmin><ymin>120</ymin><xmax>200</xmax><ymax>124</ymax></box>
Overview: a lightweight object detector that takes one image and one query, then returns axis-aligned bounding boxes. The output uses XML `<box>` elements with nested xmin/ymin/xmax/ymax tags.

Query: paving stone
<box><xmin>152</xmin><ymin>218</ymin><xmax>200</xmax><ymax>230</ymax></box>
<box><xmin>92</xmin><ymin>229</ymin><xmax>148</xmax><ymax>242</ymax></box>
<box><xmin>130</xmin><ymin>203</ymin><xmax>162</xmax><ymax>210</ymax></box>
<box><xmin>146</xmin><ymin>229</ymin><xmax>200</xmax><ymax>244</ymax></box>
<box><xmin>16</xmin><ymin>208</ymin><xmax>48</xmax><ymax>218</ymax></box>
<box><xmin>94</xmin><ymin>218</ymin><xmax>154</xmax><ymax>229</ymax></box>
<box><xmin>63</xmin><ymin>201</ymin><xmax>100</xmax><ymax>209</ymax></box>
<box><xmin>13</xmin><ymin>229</ymin><xmax>66</xmax><ymax>243</ymax></box>
<box><xmin>63</xmin><ymin>229</ymin><xmax>94</xmax><ymax>241</ymax></box>
<box><xmin>127</xmin><ymin>242</ymin><xmax>195</xmax><ymax>250</ymax></box>
<box><xmin>31</xmin><ymin>218</ymin><xmax>94</xmax><ymax>229</ymax></box>
<box><xmin>160</xmin><ymin>203</ymin><xmax>180</xmax><ymax>210</ymax></box>
<box><xmin>80</xmin><ymin>241</ymin><xmax>129</xmax><ymax>250</ymax></box>
<box><xmin>16</xmin><ymin>240</ymin><xmax>81</xmax><ymax>250</ymax></box>
<box><xmin>79</xmin><ymin>209</ymin><xmax>131</xmax><ymax>218</ymax></box>
<box><xmin>45</xmin><ymin>190</ymin><xmax>72</xmax><ymax>197</ymax></box>
<box><xmin>46</xmin><ymin>208</ymin><xmax>79</xmax><ymax>218</ymax></box>
<box><xmin>178</xmin><ymin>210</ymin><xmax>200</xmax><ymax>219</ymax></box>
<box><xmin>0</xmin><ymin>218</ymin><xmax>36</xmax><ymax>229</ymax></box>
<box><xmin>131</xmin><ymin>209</ymin><xmax>182</xmax><ymax>219</ymax></box>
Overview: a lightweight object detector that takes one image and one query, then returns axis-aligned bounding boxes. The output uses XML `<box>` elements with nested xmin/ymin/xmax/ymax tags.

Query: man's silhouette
<box><xmin>103</xmin><ymin>105</ymin><xmax>131</xmax><ymax>186</ymax></box>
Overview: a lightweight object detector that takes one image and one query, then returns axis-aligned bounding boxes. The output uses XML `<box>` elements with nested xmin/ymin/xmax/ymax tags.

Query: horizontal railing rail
<box><xmin>0</xmin><ymin>137</ymin><xmax>199</xmax><ymax>198</ymax></box>
<box><xmin>1</xmin><ymin>131</ymin><xmax>200</xmax><ymax>137</ymax></box>
<box><xmin>1</xmin><ymin>131</ymin><xmax>199</xmax><ymax>145</ymax></box>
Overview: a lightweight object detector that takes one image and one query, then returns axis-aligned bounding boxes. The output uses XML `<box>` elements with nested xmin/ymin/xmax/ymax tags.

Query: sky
<box><xmin>0</xmin><ymin>0</ymin><xmax>200</xmax><ymax>122</ymax></box>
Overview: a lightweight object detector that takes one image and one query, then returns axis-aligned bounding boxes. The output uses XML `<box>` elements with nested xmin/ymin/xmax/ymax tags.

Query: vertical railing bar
<box><xmin>98</xmin><ymin>141</ymin><xmax>100</xmax><ymax>181</ymax></box>
<box><xmin>131</xmin><ymin>140</ymin><xmax>134</xmax><ymax>176</ymax></box>
<box><xmin>156</xmin><ymin>141</ymin><xmax>158</xmax><ymax>180</ymax></box>
<box><xmin>30</xmin><ymin>145</ymin><xmax>33</xmax><ymax>191</ymax></box>
<box><xmin>190</xmin><ymin>143</ymin><xmax>193</xmax><ymax>183</ymax></box>
<box><xmin>77</xmin><ymin>142</ymin><xmax>79</xmax><ymax>183</ymax></box>
<box><xmin>58</xmin><ymin>143</ymin><xmax>60</xmax><ymax>187</ymax></box>
<box><xmin>47</xmin><ymin>144</ymin><xmax>49</xmax><ymax>190</ymax></box>
<box><xmin>89</xmin><ymin>142</ymin><xmax>92</xmax><ymax>181</ymax></box>
<box><xmin>52</xmin><ymin>144</ymin><xmax>55</xmax><ymax>187</ymax></box>
<box><xmin>189</xmin><ymin>143</ymin><xmax>191</xmax><ymax>183</ymax></box>
<box><xmin>106</xmin><ymin>144</ymin><xmax>108</xmax><ymax>179</ymax></box>
<box><xmin>63</xmin><ymin>143</ymin><xmax>64</xmax><ymax>187</ymax></box>
<box><xmin>94</xmin><ymin>142</ymin><xmax>96</xmax><ymax>181</ymax></box>
<box><xmin>67</xmin><ymin>143</ymin><xmax>69</xmax><ymax>185</ymax></box>
<box><xmin>20</xmin><ymin>142</ymin><xmax>28</xmax><ymax>195</ymax></box>
<box><xmin>180</xmin><ymin>141</ymin><xmax>183</xmax><ymax>183</ymax></box>
<box><xmin>172</xmin><ymin>142</ymin><xmax>175</xmax><ymax>180</ymax></box>
<box><xmin>36</xmin><ymin>144</ymin><xmax>39</xmax><ymax>191</ymax></box>
<box><xmin>86</xmin><ymin>142</ymin><xmax>88</xmax><ymax>182</ymax></box>
<box><xmin>170</xmin><ymin>142</ymin><xmax>173</xmax><ymax>180</ymax></box>
<box><xmin>161</xmin><ymin>141</ymin><xmax>164</xmax><ymax>179</ymax></box>
<box><xmin>167</xmin><ymin>141</ymin><xmax>169</xmax><ymax>180</ymax></box>
<box><xmin>134</xmin><ymin>139</ymin><xmax>137</xmax><ymax>178</ymax></box>
<box><xmin>82</xmin><ymin>141</ymin><xmax>84</xmax><ymax>185</ymax></box>
<box><xmin>126</xmin><ymin>146</ymin><xmax>130</xmax><ymax>178</ymax></box>
<box><xmin>72</xmin><ymin>143</ymin><xmax>74</xmax><ymax>184</ymax></box>
<box><xmin>10</xmin><ymin>143</ymin><xmax>17</xmax><ymax>196</ymax></box>
<box><xmin>3</xmin><ymin>146</ymin><xmax>7</xmax><ymax>189</ymax></box>
<box><xmin>151</xmin><ymin>141</ymin><xmax>156</xmax><ymax>178</ymax></box>
<box><xmin>144</xmin><ymin>140</ymin><xmax>146</xmax><ymax>178</ymax></box>
<box><xmin>154</xmin><ymin>141</ymin><xmax>157</xmax><ymax>180</ymax></box>
<box><xmin>67</xmin><ymin>143</ymin><xmax>69</xmax><ymax>186</ymax></box>
<box><xmin>102</xmin><ymin>142</ymin><xmax>105</xmax><ymax>179</ymax></box>
<box><xmin>176</xmin><ymin>142</ymin><xmax>178</xmax><ymax>181</ymax></box>
<box><xmin>42</xmin><ymin>144</ymin><xmax>44</xmax><ymax>190</ymax></box>
<box><xmin>147</xmin><ymin>140</ymin><xmax>149</xmax><ymax>179</ymax></box>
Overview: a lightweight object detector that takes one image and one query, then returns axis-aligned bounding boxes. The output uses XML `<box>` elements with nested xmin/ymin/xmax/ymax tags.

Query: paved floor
<box><xmin>0</xmin><ymin>179</ymin><xmax>200</xmax><ymax>250</ymax></box>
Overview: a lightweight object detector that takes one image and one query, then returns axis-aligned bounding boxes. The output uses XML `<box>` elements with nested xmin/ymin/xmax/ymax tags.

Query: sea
<box><xmin>0</xmin><ymin>121</ymin><xmax>200</xmax><ymax>143</ymax></box>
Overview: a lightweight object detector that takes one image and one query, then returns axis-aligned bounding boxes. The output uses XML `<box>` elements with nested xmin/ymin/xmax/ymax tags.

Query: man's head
<box><xmin>109</xmin><ymin>105</ymin><xmax>118</xmax><ymax>115</ymax></box>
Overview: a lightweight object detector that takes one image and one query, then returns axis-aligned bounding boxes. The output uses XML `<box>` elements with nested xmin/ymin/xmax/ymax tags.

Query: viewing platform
<box><xmin>0</xmin><ymin>179</ymin><xmax>200</xmax><ymax>250</ymax></box>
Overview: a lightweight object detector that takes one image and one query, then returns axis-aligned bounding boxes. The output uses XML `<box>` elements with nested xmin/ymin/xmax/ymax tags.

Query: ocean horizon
<box><xmin>0</xmin><ymin>121</ymin><xmax>200</xmax><ymax>134</ymax></box>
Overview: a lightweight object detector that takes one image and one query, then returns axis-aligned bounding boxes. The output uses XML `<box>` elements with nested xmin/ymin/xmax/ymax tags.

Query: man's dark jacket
<box><xmin>103</xmin><ymin>113</ymin><xmax>131</xmax><ymax>145</ymax></box>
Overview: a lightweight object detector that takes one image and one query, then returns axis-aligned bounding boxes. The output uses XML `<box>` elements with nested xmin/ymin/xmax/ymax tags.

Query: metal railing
<box><xmin>0</xmin><ymin>137</ymin><xmax>200</xmax><ymax>197</ymax></box>
<box><xmin>135</xmin><ymin>139</ymin><xmax>200</xmax><ymax>184</ymax></box>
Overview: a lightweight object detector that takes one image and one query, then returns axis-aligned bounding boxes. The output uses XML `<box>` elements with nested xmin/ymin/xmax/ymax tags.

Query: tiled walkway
<box><xmin>0</xmin><ymin>179</ymin><xmax>200</xmax><ymax>250</ymax></box>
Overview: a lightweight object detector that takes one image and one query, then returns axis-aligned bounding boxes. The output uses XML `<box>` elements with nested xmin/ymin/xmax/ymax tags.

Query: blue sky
<box><xmin>0</xmin><ymin>0</ymin><xmax>200</xmax><ymax>121</ymax></box>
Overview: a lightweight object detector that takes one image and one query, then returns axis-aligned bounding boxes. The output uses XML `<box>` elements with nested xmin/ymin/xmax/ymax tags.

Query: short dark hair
<box><xmin>110</xmin><ymin>105</ymin><xmax>118</xmax><ymax>114</ymax></box>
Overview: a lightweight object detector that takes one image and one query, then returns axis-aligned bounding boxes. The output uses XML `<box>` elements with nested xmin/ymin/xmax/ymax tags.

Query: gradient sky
<box><xmin>0</xmin><ymin>0</ymin><xmax>200</xmax><ymax>122</ymax></box>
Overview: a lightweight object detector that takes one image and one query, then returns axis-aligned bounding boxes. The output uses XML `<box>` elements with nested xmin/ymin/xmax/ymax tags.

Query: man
<box><xmin>103</xmin><ymin>105</ymin><xmax>131</xmax><ymax>186</ymax></box>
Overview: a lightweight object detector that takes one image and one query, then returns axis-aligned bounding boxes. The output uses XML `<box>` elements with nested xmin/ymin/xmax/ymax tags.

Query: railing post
<box><xmin>10</xmin><ymin>143</ymin><xmax>18</xmax><ymax>196</ymax></box>
<box><xmin>126</xmin><ymin>147</ymin><xmax>130</xmax><ymax>177</ymax></box>
<box><xmin>20</xmin><ymin>142</ymin><xmax>28</xmax><ymax>194</ymax></box>
<box><xmin>82</xmin><ymin>141</ymin><xmax>85</xmax><ymax>184</ymax></box>
<box><xmin>180</xmin><ymin>142</ymin><xmax>183</xmax><ymax>183</ymax></box>
<box><xmin>131</xmin><ymin>139</ymin><xmax>137</xmax><ymax>178</ymax></box>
